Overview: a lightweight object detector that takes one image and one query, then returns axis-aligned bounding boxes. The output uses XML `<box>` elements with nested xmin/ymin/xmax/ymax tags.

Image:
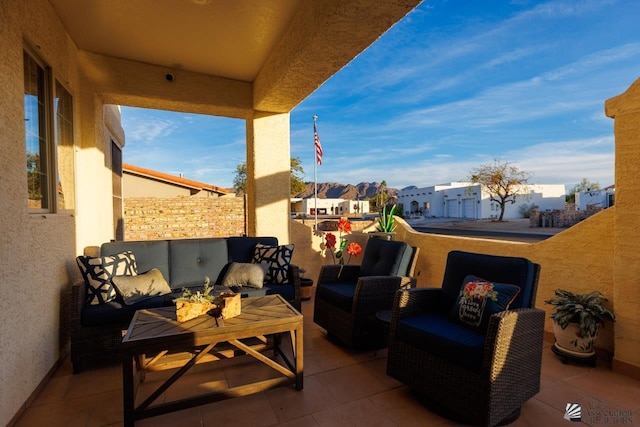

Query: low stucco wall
<box><xmin>291</xmin><ymin>210</ymin><xmax>617</xmax><ymax>354</ymax></box>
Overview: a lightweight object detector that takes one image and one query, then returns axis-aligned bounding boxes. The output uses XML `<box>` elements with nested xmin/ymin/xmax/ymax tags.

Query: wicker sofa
<box><xmin>71</xmin><ymin>236</ymin><xmax>300</xmax><ymax>373</ymax></box>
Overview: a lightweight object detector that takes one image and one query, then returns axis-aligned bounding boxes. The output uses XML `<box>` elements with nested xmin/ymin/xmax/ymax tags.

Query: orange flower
<box><xmin>337</xmin><ymin>217</ymin><xmax>352</xmax><ymax>233</ymax></box>
<box><xmin>346</xmin><ymin>242</ymin><xmax>362</xmax><ymax>257</ymax></box>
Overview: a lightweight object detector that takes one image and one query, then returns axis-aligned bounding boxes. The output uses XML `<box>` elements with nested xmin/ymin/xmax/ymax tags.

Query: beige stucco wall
<box><xmin>291</xmin><ymin>211</ymin><xmax>616</xmax><ymax>352</ymax></box>
<box><xmin>246</xmin><ymin>112</ymin><xmax>292</xmax><ymax>243</ymax></box>
<box><xmin>123</xmin><ymin>174</ymin><xmax>194</xmax><ymax>198</ymax></box>
<box><xmin>0</xmin><ymin>0</ymin><xmax>80</xmax><ymax>424</ymax></box>
<box><xmin>606</xmin><ymin>78</ymin><xmax>640</xmax><ymax>374</ymax></box>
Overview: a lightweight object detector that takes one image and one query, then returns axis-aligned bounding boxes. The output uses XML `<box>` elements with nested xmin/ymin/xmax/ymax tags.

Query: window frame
<box><xmin>23</xmin><ymin>45</ymin><xmax>76</xmax><ymax>215</ymax></box>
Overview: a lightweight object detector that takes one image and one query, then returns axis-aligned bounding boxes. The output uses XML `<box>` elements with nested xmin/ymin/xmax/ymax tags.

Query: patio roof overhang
<box><xmin>49</xmin><ymin>0</ymin><xmax>423</xmax><ymax>114</ymax></box>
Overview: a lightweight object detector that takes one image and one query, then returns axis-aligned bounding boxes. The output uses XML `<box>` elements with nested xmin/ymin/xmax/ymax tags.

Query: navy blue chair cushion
<box><xmin>397</xmin><ymin>313</ymin><xmax>486</xmax><ymax>372</ymax></box>
<box><xmin>360</xmin><ymin>239</ymin><xmax>413</xmax><ymax>277</ymax></box>
<box><xmin>81</xmin><ymin>293</ymin><xmax>173</xmax><ymax>327</ymax></box>
<box><xmin>315</xmin><ymin>282</ymin><xmax>356</xmax><ymax>312</ymax></box>
<box><xmin>440</xmin><ymin>250</ymin><xmax>536</xmax><ymax>311</ymax></box>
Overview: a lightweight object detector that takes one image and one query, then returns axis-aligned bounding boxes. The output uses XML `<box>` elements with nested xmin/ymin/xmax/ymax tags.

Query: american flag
<box><xmin>314</xmin><ymin>121</ymin><xmax>323</xmax><ymax>165</ymax></box>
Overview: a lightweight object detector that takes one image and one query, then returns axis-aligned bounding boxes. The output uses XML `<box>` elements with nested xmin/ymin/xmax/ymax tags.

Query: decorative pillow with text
<box><xmin>449</xmin><ymin>274</ymin><xmax>520</xmax><ymax>332</ymax></box>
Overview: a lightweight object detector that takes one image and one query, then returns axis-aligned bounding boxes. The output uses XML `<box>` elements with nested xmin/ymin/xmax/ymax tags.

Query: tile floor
<box><xmin>14</xmin><ymin>298</ymin><xmax>640</xmax><ymax>427</ymax></box>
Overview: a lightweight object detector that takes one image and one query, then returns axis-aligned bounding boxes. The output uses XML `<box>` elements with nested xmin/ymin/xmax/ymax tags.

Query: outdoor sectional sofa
<box><xmin>71</xmin><ymin>236</ymin><xmax>300</xmax><ymax>373</ymax></box>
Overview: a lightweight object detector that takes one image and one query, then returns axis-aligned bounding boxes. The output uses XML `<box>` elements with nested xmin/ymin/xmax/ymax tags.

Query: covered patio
<box><xmin>14</xmin><ymin>297</ymin><xmax>640</xmax><ymax>426</ymax></box>
<box><xmin>2</xmin><ymin>1</ymin><xmax>640</xmax><ymax>425</ymax></box>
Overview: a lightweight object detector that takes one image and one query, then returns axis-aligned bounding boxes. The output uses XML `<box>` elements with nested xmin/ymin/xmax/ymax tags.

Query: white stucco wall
<box><xmin>400</xmin><ymin>182</ymin><xmax>566</xmax><ymax>220</ymax></box>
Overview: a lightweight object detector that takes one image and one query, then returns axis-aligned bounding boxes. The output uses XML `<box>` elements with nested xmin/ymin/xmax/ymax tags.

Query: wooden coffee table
<box><xmin>121</xmin><ymin>294</ymin><xmax>303</xmax><ymax>426</ymax></box>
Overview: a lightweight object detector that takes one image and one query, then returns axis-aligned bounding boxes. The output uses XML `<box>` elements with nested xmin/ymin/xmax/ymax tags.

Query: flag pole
<box><xmin>313</xmin><ymin>115</ymin><xmax>318</xmax><ymax>230</ymax></box>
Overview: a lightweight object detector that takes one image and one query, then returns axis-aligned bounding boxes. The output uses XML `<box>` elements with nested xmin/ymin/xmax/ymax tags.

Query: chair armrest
<box><xmin>483</xmin><ymin>308</ymin><xmax>545</xmax><ymax>380</ymax></box>
<box><xmin>389</xmin><ymin>287</ymin><xmax>443</xmax><ymax>337</ymax></box>
<box><xmin>399</xmin><ymin>276</ymin><xmax>417</xmax><ymax>289</ymax></box>
<box><xmin>286</xmin><ymin>263</ymin><xmax>302</xmax><ymax>312</ymax></box>
<box><xmin>350</xmin><ymin>275</ymin><xmax>403</xmax><ymax>316</ymax></box>
<box><xmin>317</xmin><ymin>264</ymin><xmax>361</xmax><ymax>284</ymax></box>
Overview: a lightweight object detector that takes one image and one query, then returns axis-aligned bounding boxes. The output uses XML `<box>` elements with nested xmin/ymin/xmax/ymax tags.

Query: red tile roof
<box><xmin>123</xmin><ymin>163</ymin><xmax>231</xmax><ymax>195</ymax></box>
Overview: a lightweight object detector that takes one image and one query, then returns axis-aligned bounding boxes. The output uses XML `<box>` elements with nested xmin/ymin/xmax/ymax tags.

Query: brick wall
<box><xmin>124</xmin><ymin>196</ymin><xmax>245</xmax><ymax>240</ymax></box>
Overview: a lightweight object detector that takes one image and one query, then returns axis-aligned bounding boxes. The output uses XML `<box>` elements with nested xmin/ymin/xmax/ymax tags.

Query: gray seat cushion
<box><xmin>169</xmin><ymin>238</ymin><xmax>229</xmax><ymax>289</ymax></box>
<box><xmin>101</xmin><ymin>240</ymin><xmax>170</xmax><ymax>284</ymax></box>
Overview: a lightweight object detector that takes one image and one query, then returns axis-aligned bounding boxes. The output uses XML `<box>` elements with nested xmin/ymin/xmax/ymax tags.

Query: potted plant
<box><xmin>545</xmin><ymin>289</ymin><xmax>615</xmax><ymax>357</ymax></box>
<box><xmin>370</xmin><ymin>204</ymin><xmax>397</xmax><ymax>240</ymax></box>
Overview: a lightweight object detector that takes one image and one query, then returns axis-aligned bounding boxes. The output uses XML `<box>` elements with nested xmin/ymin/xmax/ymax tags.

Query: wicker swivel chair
<box><xmin>387</xmin><ymin>250</ymin><xmax>543</xmax><ymax>427</ymax></box>
<box><xmin>313</xmin><ymin>238</ymin><xmax>418</xmax><ymax>348</ymax></box>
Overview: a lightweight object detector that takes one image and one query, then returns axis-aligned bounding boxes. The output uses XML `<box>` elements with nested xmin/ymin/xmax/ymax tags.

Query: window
<box><xmin>23</xmin><ymin>48</ymin><xmax>75</xmax><ymax>213</ymax></box>
<box><xmin>111</xmin><ymin>140</ymin><xmax>124</xmax><ymax>240</ymax></box>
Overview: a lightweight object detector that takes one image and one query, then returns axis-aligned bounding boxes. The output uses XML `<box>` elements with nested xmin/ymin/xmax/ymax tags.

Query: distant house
<box><xmin>575</xmin><ymin>185</ymin><xmax>615</xmax><ymax>210</ymax></box>
<box><xmin>290</xmin><ymin>197</ymin><xmax>370</xmax><ymax>216</ymax></box>
<box><xmin>399</xmin><ymin>182</ymin><xmax>566</xmax><ymax>220</ymax></box>
<box><xmin>123</xmin><ymin>163</ymin><xmax>231</xmax><ymax>198</ymax></box>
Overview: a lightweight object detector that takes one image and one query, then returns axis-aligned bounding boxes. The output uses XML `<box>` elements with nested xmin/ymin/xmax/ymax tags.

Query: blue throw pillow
<box><xmin>449</xmin><ymin>274</ymin><xmax>520</xmax><ymax>332</ymax></box>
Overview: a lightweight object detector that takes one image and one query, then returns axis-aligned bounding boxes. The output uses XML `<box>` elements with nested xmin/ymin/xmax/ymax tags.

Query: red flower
<box><xmin>346</xmin><ymin>242</ymin><xmax>362</xmax><ymax>257</ymax></box>
<box><xmin>325</xmin><ymin>232</ymin><xmax>337</xmax><ymax>249</ymax></box>
<box><xmin>337</xmin><ymin>217</ymin><xmax>352</xmax><ymax>233</ymax></box>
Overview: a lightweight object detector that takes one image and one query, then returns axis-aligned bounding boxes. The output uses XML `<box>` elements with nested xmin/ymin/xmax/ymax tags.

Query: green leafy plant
<box><xmin>376</xmin><ymin>204</ymin><xmax>397</xmax><ymax>233</ymax></box>
<box><xmin>173</xmin><ymin>276</ymin><xmax>215</xmax><ymax>303</ymax></box>
<box><xmin>545</xmin><ymin>289</ymin><xmax>615</xmax><ymax>338</ymax></box>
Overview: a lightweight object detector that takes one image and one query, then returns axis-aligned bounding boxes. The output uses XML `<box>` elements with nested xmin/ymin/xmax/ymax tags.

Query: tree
<box><xmin>233</xmin><ymin>157</ymin><xmax>306</xmax><ymax>196</ymax></box>
<box><xmin>369</xmin><ymin>180</ymin><xmax>390</xmax><ymax>213</ymax></box>
<box><xmin>566</xmin><ymin>178</ymin><xmax>601</xmax><ymax>204</ymax></box>
<box><xmin>469</xmin><ymin>159</ymin><xmax>532</xmax><ymax>221</ymax></box>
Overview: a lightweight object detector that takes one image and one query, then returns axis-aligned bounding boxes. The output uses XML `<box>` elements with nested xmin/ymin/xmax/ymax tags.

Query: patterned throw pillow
<box><xmin>449</xmin><ymin>274</ymin><xmax>521</xmax><ymax>332</ymax></box>
<box><xmin>252</xmin><ymin>243</ymin><xmax>294</xmax><ymax>285</ymax></box>
<box><xmin>76</xmin><ymin>251</ymin><xmax>138</xmax><ymax>305</ymax></box>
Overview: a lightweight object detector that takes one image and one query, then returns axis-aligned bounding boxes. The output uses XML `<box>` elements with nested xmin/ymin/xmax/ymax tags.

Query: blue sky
<box><xmin>121</xmin><ymin>0</ymin><xmax>640</xmax><ymax>191</ymax></box>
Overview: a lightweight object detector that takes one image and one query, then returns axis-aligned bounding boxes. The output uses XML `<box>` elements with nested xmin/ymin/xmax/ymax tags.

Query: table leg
<box><xmin>295</xmin><ymin>326</ymin><xmax>304</xmax><ymax>390</ymax></box>
<box><xmin>123</xmin><ymin>355</ymin><xmax>135</xmax><ymax>427</ymax></box>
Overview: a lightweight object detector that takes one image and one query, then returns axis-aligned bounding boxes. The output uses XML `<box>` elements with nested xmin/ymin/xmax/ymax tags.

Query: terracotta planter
<box><xmin>552</xmin><ymin>321</ymin><xmax>597</xmax><ymax>357</ymax></box>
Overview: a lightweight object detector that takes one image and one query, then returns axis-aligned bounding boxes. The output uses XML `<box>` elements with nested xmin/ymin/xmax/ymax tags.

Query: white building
<box><xmin>399</xmin><ymin>182</ymin><xmax>566</xmax><ymax>220</ymax></box>
<box><xmin>291</xmin><ymin>198</ymin><xmax>370</xmax><ymax>216</ymax></box>
<box><xmin>575</xmin><ymin>186</ymin><xmax>615</xmax><ymax>210</ymax></box>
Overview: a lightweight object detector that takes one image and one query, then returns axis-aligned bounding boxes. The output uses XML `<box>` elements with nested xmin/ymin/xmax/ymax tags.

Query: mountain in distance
<box><xmin>294</xmin><ymin>182</ymin><xmax>400</xmax><ymax>200</ymax></box>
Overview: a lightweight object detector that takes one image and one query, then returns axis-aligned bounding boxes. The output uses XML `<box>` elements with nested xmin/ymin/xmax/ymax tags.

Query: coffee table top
<box><xmin>122</xmin><ymin>294</ymin><xmax>302</xmax><ymax>353</ymax></box>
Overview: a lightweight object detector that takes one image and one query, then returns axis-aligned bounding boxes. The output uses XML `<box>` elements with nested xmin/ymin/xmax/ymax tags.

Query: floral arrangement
<box><xmin>460</xmin><ymin>280</ymin><xmax>498</xmax><ymax>302</ymax></box>
<box><xmin>324</xmin><ymin>217</ymin><xmax>362</xmax><ymax>265</ymax></box>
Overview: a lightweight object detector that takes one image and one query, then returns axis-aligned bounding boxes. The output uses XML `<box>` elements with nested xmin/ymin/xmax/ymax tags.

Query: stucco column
<box><xmin>605</xmin><ymin>77</ymin><xmax>640</xmax><ymax>377</ymax></box>
<box><xmin>245</xmin><ymin>112</ymin><xmax>291</xmax><ymax>242</ymax></box>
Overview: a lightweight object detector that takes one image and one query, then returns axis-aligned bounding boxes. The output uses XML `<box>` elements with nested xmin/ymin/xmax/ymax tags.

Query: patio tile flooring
<box><xmin>14</xmin><ymin>296</ymin><xmax>640</xmax><ymax>427</ymax></box>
